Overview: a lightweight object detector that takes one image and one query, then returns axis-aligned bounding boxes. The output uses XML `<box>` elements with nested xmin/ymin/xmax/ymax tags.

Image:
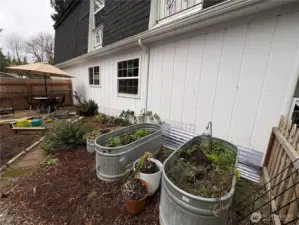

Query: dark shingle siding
<box><xmin>54</xmin><ymin>0</ymin><xmax>89</xmax><ymax>64</ymax></box>
<box><xmin>95</xmin><ymin>0</ymin><xmax>150</xmax><ymax>46</ymax></box>
<box><xmin>54</xmin><ymin>0</ymin><xmax>151</xmax><ymax>64</ymax></box>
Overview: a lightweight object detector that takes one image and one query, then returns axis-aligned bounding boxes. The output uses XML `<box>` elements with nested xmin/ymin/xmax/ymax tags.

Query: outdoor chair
<box><xmin>54</xmin><ymin>95</ymin><xmax>65</xmax><ymax>111</ymax></box>
<box><xmin>46</xmin><ymin>96</ymin><xmax>59</xmax><ymax>114</ymax></box>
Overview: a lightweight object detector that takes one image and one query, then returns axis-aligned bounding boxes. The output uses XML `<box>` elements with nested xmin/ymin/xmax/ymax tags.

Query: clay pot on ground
<box><xmin>122</xmin><ymin>178</ymin><xmax>148</xmax><ymax>214</ymax></box>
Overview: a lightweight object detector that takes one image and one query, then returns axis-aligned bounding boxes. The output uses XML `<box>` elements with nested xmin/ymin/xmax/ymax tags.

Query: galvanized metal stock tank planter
<box><xmin>95</xmin><ymin>123</ymin><xmax>161</xmax><ymax>182</ymax></box>
<box><xmin>160</xmin><ymin>136</ymin><xmax>239</xmax><ymax>225</ymax></box>
<box><xmin>86</xmin><ymin>138</ymin><xmax>96</xmax><ymax>153</ymax></box>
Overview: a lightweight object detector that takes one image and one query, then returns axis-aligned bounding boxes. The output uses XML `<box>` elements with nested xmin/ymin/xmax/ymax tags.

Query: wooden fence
<box><xmin>264</xmin><ymin>116</ymin><xmax>299</xmax><ymax>225</ymax></box>
<box><xmin>0</xmin><ymin>78</ymin><xmax>73</xmax><ymax>110</ymax></box>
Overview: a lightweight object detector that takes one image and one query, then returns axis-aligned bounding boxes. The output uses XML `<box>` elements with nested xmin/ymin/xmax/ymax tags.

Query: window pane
<box><xmin>94</xmin><ymin>66</ymin><xmax>99</xmax><ymax>74</ymax></box>
<box><xmin>123</xmin><ymin>61</ymin><xmax>127</xmax><ymax>69</ymax></box>
<box><xmin>128</xmin><ymin>60</ymin><xmax>133</xmax><ymax>69</ymax></box>
<box><xmin>133</xmin><ymin>59</ymin><xmax>139</xmax><ymax>68</ymax></box>
<box><xmin>118</xmin><ymin>69</ymin><xmax>122</xmax><ymax>77</ymax></box>
<box><xmin>132</xmin><ymin>86</ymin><xmax>138</xmax><ymax>94</ymax></box>
<box><xmin>133</xmin><ymin>68</ymin><xmax>138</xmax><ymax>77</ymax></box>
<box><xmin>128</xmin><ymin>68</ymin><xmax>133</xmax><ymax>77</ymax></box>
<box><xmin>118</xmin><ymin>62</ymin><xmax>122</xmax><ymax>70</ymax></box>
<box><xmin>94</xmin><ymin>79</ymin><xmax>100</xmax><ymax>85</ymax></box>
<box><xmin>89</xmin><ymin>68</ymin><xmax>93</xmax><ymax>85</ymax></box>
<box><xmin>123</xmin><ymin>69</ymin><xmax>127</xmax><ymax>77</ymax></box>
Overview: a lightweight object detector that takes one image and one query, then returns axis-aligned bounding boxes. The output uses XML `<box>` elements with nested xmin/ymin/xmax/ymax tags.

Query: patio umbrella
<box><xmin>6</xmin><ymin>63</ymin><xmax>72</xmax><ymax>96</ymax></box>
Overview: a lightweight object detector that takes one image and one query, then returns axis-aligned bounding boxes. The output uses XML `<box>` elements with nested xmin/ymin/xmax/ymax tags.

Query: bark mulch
<box><xmin>3</xmin><ymin>148</ymin><xmax>160</xmax><ymax>225</ymax></box>
<box><xmin>0</xmin><ymin>124</ymin><xmax>42</xmax><ymax>166</ymax></box>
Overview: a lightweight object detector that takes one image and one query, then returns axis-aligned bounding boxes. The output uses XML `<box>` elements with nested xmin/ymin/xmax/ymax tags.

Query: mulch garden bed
<box><xmin>2</xmin><ymin>148</ymin><xmax>163</xmax><ymax>225</ymax></box>
<box><xmin>0</xmin><ymin>124</ymin><xmax>43</xmax><ymax>166</ymax></box>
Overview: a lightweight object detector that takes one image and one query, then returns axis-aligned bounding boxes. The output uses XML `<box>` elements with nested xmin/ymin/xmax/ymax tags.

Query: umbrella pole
<box><xmin>44</xmin><ymin>74</ymin><xmax>48</xmax><ymax>96</ymax></box>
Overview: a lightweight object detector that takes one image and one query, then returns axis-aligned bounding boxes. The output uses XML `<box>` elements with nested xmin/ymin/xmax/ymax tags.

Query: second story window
<box><xmin>94</xmin><ymin>0</ymin><xmax>105</xmax><ymax>14</ymax></box>
<box><xmin>89</xmin><ymin>66</ymin><xmax>100</xmax><ymax>86</ymax></box>
<box><xmin>94</xmin><ymin>25</ymin><xmax>103</xmax><ymax>48</ymax></box>
<box><xmin>92</xmin><ymin>0</ymin><xmax>104</xmax><ymax>49</ymax></box>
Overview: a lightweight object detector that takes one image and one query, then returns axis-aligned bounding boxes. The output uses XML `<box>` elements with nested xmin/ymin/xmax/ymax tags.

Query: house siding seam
<box><xmin>54</xmin><ymin>0</ymin><xmax>90</xmax><ymax>65</ymax></box>
<box><xmin>94</xmin><ymin>0</ymin><xmax>151</xmax><ymax>47</ymax></box>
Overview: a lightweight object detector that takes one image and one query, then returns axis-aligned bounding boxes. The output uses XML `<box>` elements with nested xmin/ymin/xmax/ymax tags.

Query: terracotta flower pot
<box><xmin>124</xmin><ymin>178</ymin><xmax>148</xmax><ymax>214</ymax></box>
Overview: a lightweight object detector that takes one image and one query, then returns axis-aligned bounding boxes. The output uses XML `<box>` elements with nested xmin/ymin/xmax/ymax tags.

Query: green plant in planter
<box><xmin>106</xmin><ymin>137</ymin><xmax>121</xmax><ymax>147</ymax></box>
<box><xmin>135</xmin><ymin>129</ymin><xmax>153</xmax><ymax>138</ymax></box>
<box><xmin>122</xmin><ymin>152</ymin><xmax>153</xmax><ymax>182</ymax></box>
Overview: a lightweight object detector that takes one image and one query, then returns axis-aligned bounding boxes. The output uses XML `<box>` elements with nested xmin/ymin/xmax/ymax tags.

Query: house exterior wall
<box><xmin>147</xmin><ymin>11</ymin><xmax>299</xmax><ymax>153</ymax></box>
<box><xmin>54</xmin><ymin>0</ymin><xmax>90</xmax><ymax>64</ymax></box>
<box><xmin>62</xmin><ymin>6</ymin><xmax>299</xmax><ymax>154</ymax></box>
<box><xmin>94</xmin><ymin>0</ymin><xmax>151</xmax><ymax>47</ymax></box>
<box><xmin>64</xmin><ymin>48</ymin><xmax>148</xmax><ymax>116</ymax></box>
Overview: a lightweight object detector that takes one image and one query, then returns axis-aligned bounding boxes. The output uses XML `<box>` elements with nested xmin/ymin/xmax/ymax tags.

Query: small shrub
<box><xmin>95</xmin><ymin>113</ymin><xmax>109</xmax><ymax>124</ymax></box>
<box><xmin>43</xmin><ymin>120</ymin><xmax>93</xmax><ymax>154</ymax></box>
<box><xmin>76</xmin><ymin>99</ymin><xmax>98</xmax><ymax>116</ymax></box>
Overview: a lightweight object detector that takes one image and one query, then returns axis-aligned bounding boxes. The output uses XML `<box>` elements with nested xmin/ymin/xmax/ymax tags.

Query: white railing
<box><xmin>157</xmin><ymin>0</ymin><xmax>203</xmax><ymax>22</ymax></box>
<box><xmin>93</xmin><ymin>25</ymin><xmax>103</xmax><ymax>49</ymax></box>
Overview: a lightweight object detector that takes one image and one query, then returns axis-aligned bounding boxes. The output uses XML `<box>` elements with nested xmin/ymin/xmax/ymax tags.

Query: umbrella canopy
<box><xmin>6</xmin><ymin>63</ymin><xmax>72</xmax><ymax>96</ymax></box>
<box><xmin>6</xmin><ymin>63</ymin><xmax>72</xmax><ymax>78</ymax></box>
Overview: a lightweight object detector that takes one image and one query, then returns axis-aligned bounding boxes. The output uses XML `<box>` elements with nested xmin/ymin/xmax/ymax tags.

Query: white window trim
<box><xmin>88</xmin><ymin>0</ymin><xmax>104</xmax><ymax>52</ymax></box>
<box><xmin>117</xmin><ymin>58</ymin><xmax>141</xmax><ymax>99</ymax></box>
<box><xmin>288</xmin><ymin>97</ymin><xmax>299</xmax><ymax>119</ymax></box>
<box><xmin>93</xmin><ymin>0</ymin><xmax>105</xmax><ymax>15</ymax></box>
<box><xmin>88</xmin><ymin>66</ymin><xmax>101</xmax><ymax>87</ymax></box>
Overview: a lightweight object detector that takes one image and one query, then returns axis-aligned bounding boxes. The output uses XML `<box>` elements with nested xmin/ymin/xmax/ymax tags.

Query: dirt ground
<box><xmin>1</xmin><ymin>148</ymin><xmax>164</xmax><ymax>225</ymax></box>
<box><xmin>0</xmin><ymin>124</ymin><xmax>43</xmax><ymax>166</ymax></box>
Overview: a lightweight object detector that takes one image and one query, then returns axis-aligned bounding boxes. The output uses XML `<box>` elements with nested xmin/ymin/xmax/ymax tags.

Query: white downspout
<box><xmin>138</xmin><ymin>38</ymin><xmax>150</xmax><ymax>114</ymax></box>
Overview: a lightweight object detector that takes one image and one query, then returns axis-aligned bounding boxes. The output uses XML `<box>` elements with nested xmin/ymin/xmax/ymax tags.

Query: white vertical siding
<box><xmin>65</xmin><ymin>10</ymin><xmax>299</xmax><ymax>153</ymax></box>
<box><xmin>227</xmin><ymin>17</ymin><xmax>277</xmax><ymax>147</ymax></box>
<box><xmin>148</xmin><ymin>11</ymin><xmax>299</xmax><ymax>153</ymax></box>
<box><xmin>212</xmin><ymin>25</ymin><xmax>247</xmax><ymax>140</ymax></box>
<box><xmin>64</xmin><ymin>49</ymin><xmax>147</xmax><ymax>116</ymax></box>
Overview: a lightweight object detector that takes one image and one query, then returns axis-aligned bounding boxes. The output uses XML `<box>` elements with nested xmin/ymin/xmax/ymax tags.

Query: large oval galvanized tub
<box><xmin>95</xmin><ymin>123</ymin><xmax>161</xmax><ymax>182</ymax></box>
<box><xmin>160</xmin><ymin>136</ymin><xmax>239</xmax><ymax>225</ymax></box>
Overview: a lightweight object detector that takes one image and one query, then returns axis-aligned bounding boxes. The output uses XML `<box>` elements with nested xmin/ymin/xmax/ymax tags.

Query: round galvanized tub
<box><xmin>160</xmin><ymin>136</ymin><xmax>239</xmax><ymax>225</ymax></box>
<box><xmin>86</xmin><ymin>138</ymin><xmax>95</xmax><ymax>153</ymax></box>
<box><xmin>95</xmin><ymin>123</ymin><xmax>161</xmax><ymax>182</ymax></box>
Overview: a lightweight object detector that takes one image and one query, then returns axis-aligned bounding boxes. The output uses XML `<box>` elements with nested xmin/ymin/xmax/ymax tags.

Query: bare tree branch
<box><xmin>25</xmin><ymin>33</ymin><xmax>54</xmax><ymax>64</ymax></box>
<box><xmin>6</xmin><ymin>34</ymin><xmax>26</xmax><ymax>60</ymax></box>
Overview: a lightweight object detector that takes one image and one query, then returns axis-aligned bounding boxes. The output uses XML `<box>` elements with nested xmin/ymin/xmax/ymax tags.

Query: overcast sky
<box><xmin>0</xmin><ymin>0</ymin><xmax>55</xmax><ymax>54</ymax></box>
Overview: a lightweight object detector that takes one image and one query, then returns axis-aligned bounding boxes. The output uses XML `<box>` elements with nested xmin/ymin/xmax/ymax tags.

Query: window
<box><xmin>94</xmin><ymin>25</ymin><xmax>103</xmax><ymax>48</ymax></box>
<box><xmin>94</xmin><ymin>0</ymin><xmax>105</xmax><ymax>14</ymax></box>
<box><xmin>117</xmin><ymin>59</ymin><xmax>139</xmax><ymax>95</ymax></box>
<box><xmin>89</xmin><ymin>66</ymin><xmax>100</xmax><ymax>85</ymax></box>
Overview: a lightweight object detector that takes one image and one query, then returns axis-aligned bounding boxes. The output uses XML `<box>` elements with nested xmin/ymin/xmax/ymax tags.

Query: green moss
<box><xmin>2</xmin><ymin>168</ymin><xmax>29</xmax><ymax>177</ymax></box>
